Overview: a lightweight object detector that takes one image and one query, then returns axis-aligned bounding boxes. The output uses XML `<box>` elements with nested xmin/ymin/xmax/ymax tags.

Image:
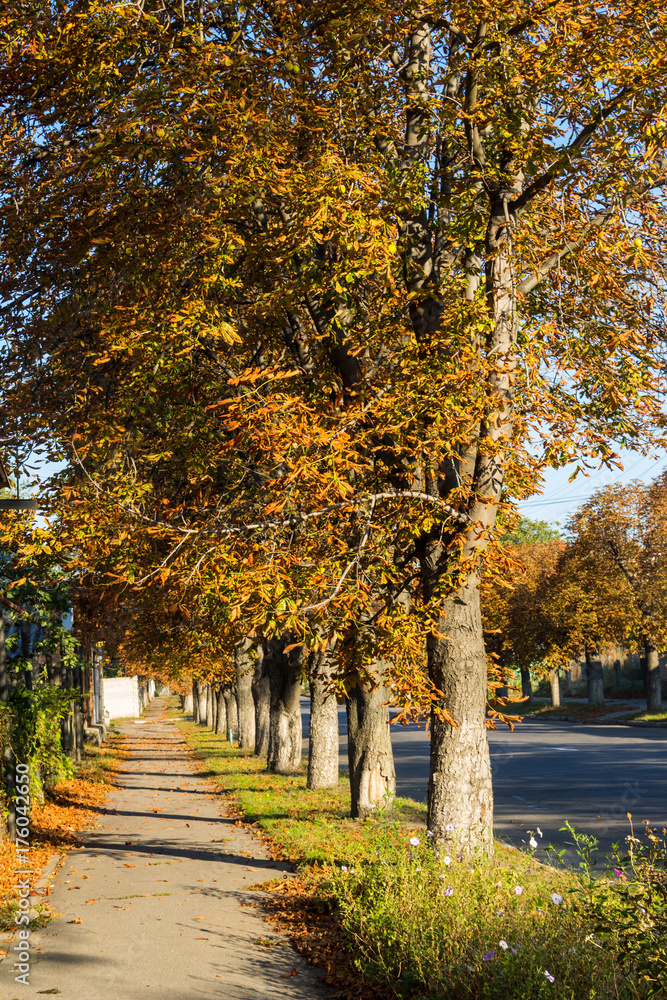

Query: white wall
<box><xmin>102</xmin><ymin>676</ymin><xmax>154</xmax><ymax>720</ymax></box>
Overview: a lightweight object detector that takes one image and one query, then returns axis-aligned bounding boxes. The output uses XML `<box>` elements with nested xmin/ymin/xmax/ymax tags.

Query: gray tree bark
<box><xmin>346</xmin><ymin>656</ymin><xmax>396</xmax><ymax>818</ymax></box>
<box><xmin>426</xmin><ymin>579</ymin><xmax>493</xmax><ymax>852</ymax></box>
<box><xmin>265</xmin><ymin>638</ymin><xmax>302</xmax><ymax>773</ymax></box>
<box><xmin>183</xmin><ymin>688</ymin><xmax>193</xmax><ymax>715</ymax></box>
<box><xmin>307</xmin><ymin>645</ymin><xmax>339</xmax><ymax>789</ymax></box>
<box><xmin>520</xmin><ymin>666</ymin><xmax>533</xmax><ymax>704</ymax></box>
<box><xmin>645</xmin><ymin>639</ymin><xmax>662</xmax><ymax>712</ymax></box>
<box><xmin>215</xmin><ymin>686</ymin><xmax>227</xmax><ymax>735</ymax></box>
<box><xmin>197</xmin><ymin>682</ymin><xmax>208</xmax><ymax>726</ymax></box>
<box><xmin>549</xmin><ymin>667</ymin><xmax>561</xmax><ymax>707</ymax></box>
<box><xmin>223</xmin><ymin>685</ymin><xmax>238</xmax><ymax>742</ymax></box>
<box><xmin>206</xmin><ymin>682</ymin><xmax>214</xmax><ymax>728</ymax></box>
<box><xmin>585</xmin><ymin>647</ymin><xmax>605</xmax><ymax>706</ymax></box>
<box><xmin>211</xmin><ymin>684</ymin><xmax>218</xmax><ymax>732</ymax></box>
<box><xmin>235</xmin><ymin>640</ymin><xmax>256</xmax><ymax>749</ymax></box>
<box><xmin>252</xmin><ymin>645</ymin><xmax>270</xmax><ymax>757</ymax></box>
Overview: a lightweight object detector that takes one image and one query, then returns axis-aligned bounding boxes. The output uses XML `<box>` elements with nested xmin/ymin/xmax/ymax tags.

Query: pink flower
<box><xmin>443</xmin><ymin>886</ymin><xmax>454</xmax><ymax>897</ymax></box>
<box><xmin>544</xmin><ymin>970</ymin><xmax>555</xmax><ymax>983</ymax></box>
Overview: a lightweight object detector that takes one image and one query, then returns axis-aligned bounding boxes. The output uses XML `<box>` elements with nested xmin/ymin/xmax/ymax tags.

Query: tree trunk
<box><xmin>223</xmin><ymin>686</ymin><xmax>238</xmax><ymax>742</ymax></box>
<box><xmin>235</xmin><ymin>640</ymin><xmax>256</xmax><ymax>750</ymax></box>
<box><xmin>549</xmin><ymin>667</ymin><xmax>561</xmax><ymax>707</ymax></box>
<box><xmin>346</xmin><ymin>660</ymin><xmax>396</xmax><ymax>818</ymax></box>
<box><xmin>73</xmin><ymin>673</ymin><xmax>84</xmax><ymax>763</ymax></box>
<box><xmin>206</xmin><ymin>683</ymin><xmax>214</xmax><ymax>728</ymax></box>
<box><xmin>192</xmin><ymin>679</ymin><xmax>200</xmax><ymax>723</ymax></box>
<box><xmin>585</xmin><ymin>647</ymin><xmax>605</xmax><ymax>705</ymax></box>
<box><xmin>520</xmin><ymin>666</ymin><xmax>533</xmax><ymax>704</ymax></box>
<box><xmin>645</xmin><ymin>639</ymin><xmax>662</xmax><ymax>712</ymax></box>
<box><xmin>307</xmin><ymin>645</ymin><xmax>339</xmax><ymax>790</ymax></box>
<box><xmin>197</xmin><ymin>682</ymin><xmax>208</xmax><ymax>725</ymax></box>
<box><xmin>426</xmin><ymin>578</ymin><xmax>492</xmax><ymax>852</ymax></box>
<box><xmin>252</xmin><ymin>645</ymin><xmax>270</xmax><ymax>757</ymax></box>
<box><xmin>183</xmin><ymin>686</ymin><xmax>193</xmax><ymax>715</ymax></box>
<box><xmin>215</xmin><ymin>687</ymin><xmax>227</xmax><ymax>735</ymax></box>
<box><xmin>265</xmin><ymin>638</ymin><xmax>303</xmax><ymax>773</ymax></box>
<box><xmin>211</xmin><ymin>684</ymin><xmax>218</xmax><ymax>732</ymax></box>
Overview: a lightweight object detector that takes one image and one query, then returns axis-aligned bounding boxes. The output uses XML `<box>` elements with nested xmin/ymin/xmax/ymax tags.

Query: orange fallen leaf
<box><xmin>85</xmin><ymin>899</ymin><xmax>95</xmax><ymax>903</ymax></box>
<box><xmin>68</xmin><ymin>918</ymin><xmax>83</xmax><ymax>924</ymax></box>
<box><xmin>281</xmin><ymin>968</ymin><xmax>298</xmax><ymax>978</ymax></box>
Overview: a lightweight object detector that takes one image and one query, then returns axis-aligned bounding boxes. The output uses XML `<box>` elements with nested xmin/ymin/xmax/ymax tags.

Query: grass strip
<box><xmin>172</xmin><ymin>701</ymin><xmax>664</xmax><ymax>1000</ymax></box>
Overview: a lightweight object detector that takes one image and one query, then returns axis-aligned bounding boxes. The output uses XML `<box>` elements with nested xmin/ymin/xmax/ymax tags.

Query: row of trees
<box><xmin>2</xmin><ymin>1</ymin><xmax>667</xmax><ymax>853</ymax></box>
<box><xmin>485</xmin><ymin>479</ymin><xmax>667</xmax><ymax>711</ymax></box>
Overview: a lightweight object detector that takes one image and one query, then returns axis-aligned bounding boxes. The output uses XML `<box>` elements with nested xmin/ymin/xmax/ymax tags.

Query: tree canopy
<box><xmin>2</xmin><ymin>0</ymin><xmax>667</xmax><ymax>847</ymax></box>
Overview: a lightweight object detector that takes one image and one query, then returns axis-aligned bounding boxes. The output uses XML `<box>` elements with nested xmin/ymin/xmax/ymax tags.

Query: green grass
<box><xmin>617</xmin><ymin>708</ymin><xmax>667</xmax><ymax>722</ymax></box>
<box><xmin>498</xmin><ymin>700</ymin><xmax>637</xmax><ymax>722</ymax></box>
<box><xmin>170</xmin><ymin>699</ymin><xmax>666</xmax><ymax>1000</ymax></box>
<box><xmin>171</xmin><ymin>710</ymin><xmax>426</xmax><ymax>865</ymax></box>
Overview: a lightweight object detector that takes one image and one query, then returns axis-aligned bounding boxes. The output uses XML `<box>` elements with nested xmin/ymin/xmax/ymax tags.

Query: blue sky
<box><xmin>517</xmin><ymin>449</ymin><xmax>666</xmax><ymax>528</ymax></box>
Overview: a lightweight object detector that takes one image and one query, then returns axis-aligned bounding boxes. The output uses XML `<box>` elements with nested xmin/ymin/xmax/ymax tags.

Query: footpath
<box><xmin>1</xmin><ymin>697</ymin><xmax>325</xmax><ymax>1000</ymax></box>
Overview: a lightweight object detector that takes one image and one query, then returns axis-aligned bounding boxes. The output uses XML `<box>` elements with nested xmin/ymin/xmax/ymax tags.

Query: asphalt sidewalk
<box><xmin>2</xmin><ymin>696</ymin><xmax>325</xmax><ymax>1000</ymax></box>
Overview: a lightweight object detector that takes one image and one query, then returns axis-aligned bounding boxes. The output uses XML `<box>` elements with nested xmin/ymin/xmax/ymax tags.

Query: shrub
<box><xmin>327</xmin><ymin>825</ymin><xmax>660</xmax><ymax>1000</ymax></box>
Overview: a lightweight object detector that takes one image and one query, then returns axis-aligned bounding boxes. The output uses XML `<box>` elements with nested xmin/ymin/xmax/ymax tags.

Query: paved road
<box><xmin>3</xmin><ymin>698</ymin><xmax>325</xmax><ymax>1000</ymax></box>
<box><xmin>301</xmin><ymin>700</ymin><xmax>667</xmax><ymax>863</ymax></box>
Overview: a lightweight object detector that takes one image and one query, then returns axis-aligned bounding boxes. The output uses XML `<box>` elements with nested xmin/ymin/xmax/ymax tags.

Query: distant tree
<box><xmin>502</xmin><ymin>519</ymin><xmax>562</xmax><ymax>546</ymax></box>
<box><xmin>482</xmin><ymin>537</ymin><xmax>564</xmax><ymax>704</ymax></box>
<box><xmin>569</xmin><ymin>479</ymin><xmax>667</xmax><ymax>711</ymax></box>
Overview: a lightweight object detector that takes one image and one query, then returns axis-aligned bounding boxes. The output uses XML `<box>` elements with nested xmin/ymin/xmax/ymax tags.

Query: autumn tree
<box><xmin>569</xmin><ymin>479</ymin><xmax>667</xmax><ymax>711</ymax></box>
<box><xmin>2</xmin><ymin>2</ymin><xmax>667</xmax><ymax>851</ymax></box>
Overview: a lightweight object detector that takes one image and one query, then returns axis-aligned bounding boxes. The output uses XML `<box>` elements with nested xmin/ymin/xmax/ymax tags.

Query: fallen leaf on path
<box><xmin>85</xmin><ymin>899</ymin><xmax>95</xmax><ymax>903</ymax></box>
<box><xmin>123</xmin><ymin>864</ymin><xmax>137</xmax><ymax>868</ymax></box>
<box><xmin>68</xmin><ymin>918</ymin><xmax>83</xmax><ymax>924</ymax></box>
<box><xmin>281</xmin><ymin>968</ymin><xmax>298</xmax><ymax>978</ymax></box>
<box><xmin>37</xmin><ymin>989</ymin><xmax>61</xmax><ymax>994</ymax></box>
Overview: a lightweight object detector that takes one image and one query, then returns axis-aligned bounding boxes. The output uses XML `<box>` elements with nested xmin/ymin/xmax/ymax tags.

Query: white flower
<box><xmin>341</xmin><ymin>866</ymin><xmax>348</xmax><ymax>872</ymax></box>
<box><xmin>515</xmin><ymin>885</ymin><xmax>523</xmax><ymax>895</ymax></box>
<box><xmin>551</xmin><ymin>893</ymin><xmax>563</xmax><ymax>905</ymax></box>
<box><xmin>498</xmin><ymin>939</ymin><xmax>509</xmax><ymax>950</ymax></box>
<box><xmin>544</xmin><ymin>970</ymin><xmax>555</xmax><ymax>983</ymax></box>
<box><xmin>426</xmin><ymin>830</ymin><xmax>434</xmax><ymax>838</ymax></box>
<box><xmin>529</xmin><ymin>837</ymin><xmax>538</xmax><ymax>849</ymax></box>
<box><xmin>415</xmin><ymin>867</ymin><xmax>421</xmax><ymax>872</ymax></box>
<box><xmin>409</xmin><ymin>836</ymin><xmax>420</xmax><ymax>847</ymax></box>
<box><xmin>445</xmin><ymin>823</ymin><xmax>454</xmax><ymax>832</ymax></box>
<box><xmin>537</xmin><ymin>827</ymin><xmax>543</xmax><ymax>838</ymax></box>
<box><xmin>444</xmin><ymin>855</ymin><xmax>452</xmax><ymax>866</ymax></box>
